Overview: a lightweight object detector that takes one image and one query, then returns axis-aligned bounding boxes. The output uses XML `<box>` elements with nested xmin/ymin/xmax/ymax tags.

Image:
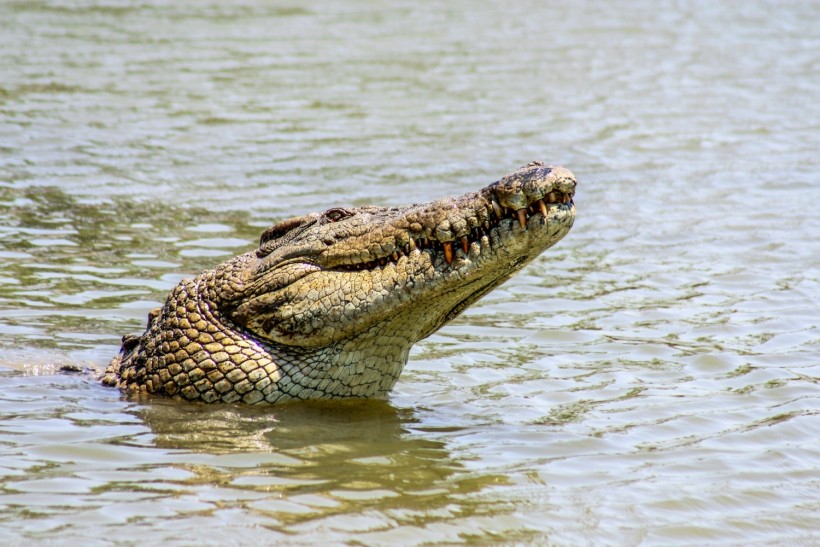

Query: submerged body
<box><xmin>102</xmin><ymin>162</ymin><xmax>576</xmax><ymax>403</ymax></box>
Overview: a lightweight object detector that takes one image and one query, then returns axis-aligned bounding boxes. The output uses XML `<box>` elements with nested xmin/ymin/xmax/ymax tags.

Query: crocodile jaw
<box><xmin>232</xmin><ymin>162</ymin><xmax>575</xmax><ymax>351</ymax></box>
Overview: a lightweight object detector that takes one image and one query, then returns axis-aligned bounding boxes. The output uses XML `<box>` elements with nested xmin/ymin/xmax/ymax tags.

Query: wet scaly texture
<box><xmin>102</xmin><ymin>163</ymin><xmax>576</xmax><ymax>403</ymax></box>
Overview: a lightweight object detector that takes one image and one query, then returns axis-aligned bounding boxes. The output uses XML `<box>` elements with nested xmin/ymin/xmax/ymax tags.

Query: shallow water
<box><xmin>1</xmin><ymin>0</ymin><xmax>819</xmax><ymax>544</ymax></box>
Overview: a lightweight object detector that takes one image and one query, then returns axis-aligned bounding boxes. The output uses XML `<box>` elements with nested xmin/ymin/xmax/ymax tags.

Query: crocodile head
<box><xmin>103</xmin><ymin>162</ymin><xmax>576</xmax><ymax>403</ymax></box>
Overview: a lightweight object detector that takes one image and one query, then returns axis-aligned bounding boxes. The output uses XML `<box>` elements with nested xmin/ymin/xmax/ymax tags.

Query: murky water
<box><xmin>2</xmin><ymin>0</ymin><xmax>819</xmax><ymax>544</ymax></box>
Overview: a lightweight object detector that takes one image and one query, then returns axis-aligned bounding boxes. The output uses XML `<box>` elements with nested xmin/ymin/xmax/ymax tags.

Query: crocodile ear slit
<box><xmin>257</xmin><ymin>215</ymin><xmax>318</xmax><ymax>258</ymax></box>
<box><xmin>260</xmin><ymin>216</ymin><xmax>311</xmax><ymax>245</ymax></box>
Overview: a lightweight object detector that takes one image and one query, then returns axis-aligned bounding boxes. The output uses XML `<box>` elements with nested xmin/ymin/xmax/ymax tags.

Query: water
<box><xmin>1</xmin><ymin>0</ymin><xmax>819</xmax><ymax>544</ymax></box>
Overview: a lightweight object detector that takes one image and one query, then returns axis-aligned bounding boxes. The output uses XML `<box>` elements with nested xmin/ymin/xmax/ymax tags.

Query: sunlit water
<box><xmin>1</xmin><ymin>1</ymin><xmax>819</xmax><ymax>544</ymax></box>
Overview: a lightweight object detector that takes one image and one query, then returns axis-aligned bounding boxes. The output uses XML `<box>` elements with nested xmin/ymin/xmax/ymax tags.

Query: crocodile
<box><xmin>102</xmin><ymin>162</ymin><xmax>577</xmax><ymax>404</ymax></box>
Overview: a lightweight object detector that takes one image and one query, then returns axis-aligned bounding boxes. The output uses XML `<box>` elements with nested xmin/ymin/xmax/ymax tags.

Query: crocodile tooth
<box><xmin>563</xmin><ymin>193</ymin><xmax>571</xmax><ymax>204</ymax></box>
<box><xmin>461</xmin><ymin>236</ymin><xmax>470</xmax><ymax>253</ymax></box>
<box><xmin>443</xmin><ymin>241</ymin><xmax>454</xmax><ymax>264</ymax></box>
<box><xmin>547</xmin><ymin>192</ymin><xmax>558</xmax><ymax>204</ymax></box>
<box><xmin>491</xmin><ymin>200</ymin><xmax>502</xmax><ymax>220</ymax></box>
<box><xmin>408</xmin><ymin>237</ymin><xmax>416</xmax><ymax>252</ymax></box>
<box><xmin>392</xmin><ymin>252</ymin><xmax>399</xmax><ymax>261</ymax></box>
<box><xmin>516</xmin><ymin>208</ymin><xmax>527</xmax><ymax>228</ymax></box>
<box><xmin>538</xmin><ymin>199</ymin><xmax>548</xmax><ymax>217</ymax></box>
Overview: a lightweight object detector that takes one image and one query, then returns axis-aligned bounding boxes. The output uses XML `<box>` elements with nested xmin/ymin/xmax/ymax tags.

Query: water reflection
<box><xmin>138</xmin><ymin>398</ymin><xmax>420</xmax><ymax>453</ymax></box>
<box><xmin>133</xmin><ymin>399</ymin><xmax>509</xmax><ymax>536</ymax></box>
<box><xmin>0</xmin><ymin>368</ymin><xmax>515</xmax><ymax>540</ymax></box>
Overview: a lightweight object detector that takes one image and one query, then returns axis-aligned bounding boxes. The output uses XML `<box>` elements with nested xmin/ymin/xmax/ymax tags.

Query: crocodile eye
<box><xmin>324</xmin><ymin>208</ymin><xmax>353</xmax><ymax>222</ymax></box>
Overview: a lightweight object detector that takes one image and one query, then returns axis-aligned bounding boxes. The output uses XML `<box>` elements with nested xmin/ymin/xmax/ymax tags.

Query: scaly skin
<box><xmin>102</xmin><ymin>162</ymin><xmax>577</xmax><ymax>403</ymax></box>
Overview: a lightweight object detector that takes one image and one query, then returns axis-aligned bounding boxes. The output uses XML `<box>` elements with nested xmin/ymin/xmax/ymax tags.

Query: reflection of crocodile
<box><xmin>135</xmin><ymin>399</ymin><xmax>508</xmax><ymax>530</ymax></box>
<box><xmin>102</xmin><ymin>162</ymin><xmax>576</xmax><ymax>403</ymax></box>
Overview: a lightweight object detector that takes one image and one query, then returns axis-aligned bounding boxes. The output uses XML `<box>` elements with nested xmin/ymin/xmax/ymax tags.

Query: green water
<box><xmin>1</xmin><ymin>1</ymin><xmax>818</xmax><ymax>544</ymax></box>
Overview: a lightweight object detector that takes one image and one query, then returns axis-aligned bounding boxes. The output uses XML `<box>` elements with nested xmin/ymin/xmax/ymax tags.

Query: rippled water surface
<box><xmin>2</xmin><ymin>1</ymin><xmax>819</xmax><ymax>544</ymax></box>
